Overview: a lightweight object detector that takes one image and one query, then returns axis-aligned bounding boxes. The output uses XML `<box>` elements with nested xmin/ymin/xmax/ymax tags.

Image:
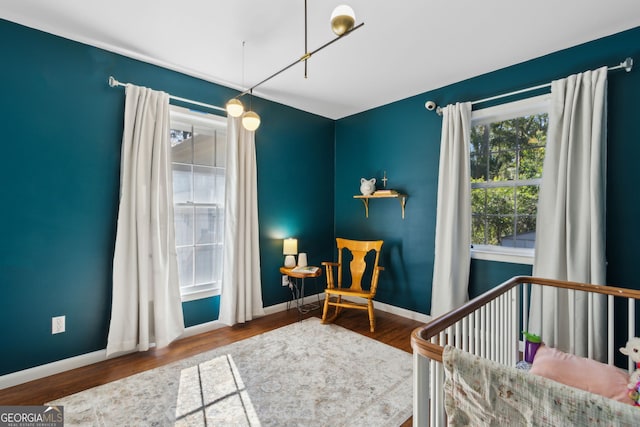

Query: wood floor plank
<box><xmin>0</xmin><ymin>307</ymin><xmax>423</xmax><ymax>425</ymax></box>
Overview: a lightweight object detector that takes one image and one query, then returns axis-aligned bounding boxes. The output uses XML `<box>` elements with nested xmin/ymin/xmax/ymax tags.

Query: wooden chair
<box><xmin>321</xmin><ymin>238</ymin><xmax>384</xmax><ymax>332</ymax></box>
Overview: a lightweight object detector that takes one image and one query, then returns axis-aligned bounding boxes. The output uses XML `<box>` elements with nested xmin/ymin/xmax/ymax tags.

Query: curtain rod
<box><xmin>428</xmin><ymin>57</ymin><xmax>633</xmax><ymax>115</ymax></box>
<box><xmin>108</xmin><ymin>76</ymin><xmax>226</xmax><ymax>113</ymax></box>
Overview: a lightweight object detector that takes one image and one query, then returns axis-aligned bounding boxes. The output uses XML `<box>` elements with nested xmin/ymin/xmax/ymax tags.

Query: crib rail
<box><xmin>411</xmin><ymin>275</ymin><xmax>640</xmax><ymax>427</ymax></box>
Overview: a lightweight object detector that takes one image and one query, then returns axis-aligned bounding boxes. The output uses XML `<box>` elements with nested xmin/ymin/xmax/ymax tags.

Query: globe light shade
<box><xmin>226</xmin><ymin>98</ymin><xmax>244</xmax><ymax>117</ymax></box>
<box><xmin>330</xmin><ymin>5</ymin><xmax>356</xmax><ymax>36</ymax></box>
<box><xmin>242</xmin><ymin>110</ymin><xmax>261</xmax><ymax>131</ymax></box>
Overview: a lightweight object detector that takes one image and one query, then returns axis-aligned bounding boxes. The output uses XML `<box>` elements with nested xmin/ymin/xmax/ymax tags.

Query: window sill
<box><xmin>471</xmin><ymin>245</ymin><xmax>534</xmax><ymax>265</ymax></box>
<box><xmin>181</xmin><ymin>289</ymin><xmax>220</xmax><ymax>302</ymax></box>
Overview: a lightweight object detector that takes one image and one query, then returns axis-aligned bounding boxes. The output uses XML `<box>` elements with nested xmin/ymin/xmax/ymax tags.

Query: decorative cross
<box><xmin>382</xmin><ymin>171</ymin><xmax>388</xmax><ymax>188</ymax></box>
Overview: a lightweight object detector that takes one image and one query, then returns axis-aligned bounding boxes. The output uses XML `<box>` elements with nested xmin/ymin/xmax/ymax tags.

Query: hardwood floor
<box><xmin>0</xmin><ymin>307</ymin><xmax>423</xmax><ymax>426</ymax></box>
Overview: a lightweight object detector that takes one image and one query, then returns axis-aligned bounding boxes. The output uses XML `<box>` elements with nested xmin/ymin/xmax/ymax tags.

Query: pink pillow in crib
<box><xmin>529</xmin><ymin>344</ymin><xmax>632</xmax><ymax>404</ymax></box>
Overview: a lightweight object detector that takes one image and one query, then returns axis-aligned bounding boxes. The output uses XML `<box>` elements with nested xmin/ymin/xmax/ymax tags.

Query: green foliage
<box><xmin>470</xmin><ymin>114</ymin><xmax>547</xmax><ymax>247</ymax></box>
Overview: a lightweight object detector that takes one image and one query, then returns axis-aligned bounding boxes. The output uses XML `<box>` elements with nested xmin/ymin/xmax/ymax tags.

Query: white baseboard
<box><xmin>263</xmin><ymin>293</ymin><xmax>431</xmax><ymax>323</ymax></box>
<box><xmin>263</xmin><ymin>301</ymin><xmax>291</xmax><ymax>315</ymax></box>
<box><xmin>0</xmin><ymin>320</ymin><xmax>227</xmax><ymax>390</ymax></box>
<box><xmin>0</xmin><ymin>350</ymin><xmax>107</xmax><ymax>390</ymax></box>
<box><xmin>179</xmin><ymin>319</ymin><xmax>227</xmax><ymax>338</ymax></box>
<box><xmin>374</xmin><ymin>300</ymin><xmax>431</xmax><ymax>323</ymax></box>
<box><xmin>1</xmin><ymin>297</ymin><xmax>428</xmax><ymax>389</ymax></box>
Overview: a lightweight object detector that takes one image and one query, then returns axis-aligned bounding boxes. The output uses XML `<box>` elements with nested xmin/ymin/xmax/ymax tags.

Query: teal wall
<box><xmin>2</xmin><ymin>16</ymin><xmax>639</xmax><ymax>377</ymax></box>
<box><xmin>335</xmin><ymin>27</ymin><xmax>640</xmax><ymax>314</ymax></box>
<box><xmin>0</xmin><ymin>19</ymin><xmax>335</xmax><ymax>375</ymax></box>
<box><xmin>469</xmin><ymin>260</ymin><xmax>532</xmax><ymax>298</ymax></box>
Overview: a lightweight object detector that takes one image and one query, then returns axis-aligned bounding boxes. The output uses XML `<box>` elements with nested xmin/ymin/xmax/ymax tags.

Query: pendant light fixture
<box><xmin>242</xmin><ymin>90</ymin><xmax>261</xmax><ymax>131</ymax></box>
<box><xmin>242</xmin><ymin>111</ymin><xmax>261</xmax><ymax>131</ymax></box>
<box><xmin>225</xmin><ymin>2</ymin><xmax>364</xmax><ymax>131</ymax></box>
<box><xmin>225</xmin><ymin>98</ymin><xmax>244</xmax><ymax>117</ymax></box>
<box><xmin>330</xmin><ymin>5</ymin><xmax>356</xmax><ymax>36</ymax></box>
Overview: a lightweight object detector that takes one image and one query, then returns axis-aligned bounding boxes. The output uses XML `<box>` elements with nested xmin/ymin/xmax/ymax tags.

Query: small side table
<box><xmin>280</xmin><ymin>266</ymin><xmax>323</xmax><ymax>316</ymax></box>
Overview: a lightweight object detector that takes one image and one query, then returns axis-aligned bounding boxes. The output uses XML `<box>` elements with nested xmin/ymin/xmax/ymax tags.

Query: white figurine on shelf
<box><xmin>360</xmin><ymin>177</ymin><xmax>376</xmax><ymax>196</ymax></box>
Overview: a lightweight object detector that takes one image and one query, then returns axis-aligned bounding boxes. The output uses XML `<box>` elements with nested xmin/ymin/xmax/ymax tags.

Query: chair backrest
<box><xmin>335</xmin><ymin>238</ymin><xmax>383</xmax><ymax>295</ymax></box>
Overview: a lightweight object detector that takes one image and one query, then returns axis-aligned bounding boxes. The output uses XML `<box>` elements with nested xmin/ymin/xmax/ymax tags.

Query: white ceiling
<box><xmin>2</xmin><ymin>0</ymin><xmax>640</xmax><ymax>119</ymax></box>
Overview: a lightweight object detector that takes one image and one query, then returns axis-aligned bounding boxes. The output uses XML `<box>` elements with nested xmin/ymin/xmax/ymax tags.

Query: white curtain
<box><xmin>107</xmin><ymin>84</ymin><xmax>185</xmax><ymax>356</ymax></box>
<box><xmin>218</xmin><ymin>116</ymin><xmax>264</xmax><ymax>325</ymax></box>
<box><xmin>431</xmin><ymin>102</ymin><xmax>472</xmax><ymax>317</ymax></box>
<box><xmin>529</xmin><ymin>67</ymin><xmax>607</xmax><ymax>360</ymax></box>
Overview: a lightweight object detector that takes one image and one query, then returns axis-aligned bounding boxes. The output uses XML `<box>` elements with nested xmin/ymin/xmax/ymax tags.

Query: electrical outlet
<box><xmin>52</xmin><ymin>315</ymin><xmax>65</xmax><ymax>334</ymax></box>
<box><xmin>281</xmin><ymin>275</ymin><xmax>289</xmax><ymax>287</ymax></box>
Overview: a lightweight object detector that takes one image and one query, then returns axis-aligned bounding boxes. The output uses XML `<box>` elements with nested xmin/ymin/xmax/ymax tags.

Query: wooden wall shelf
<box><xmin>353</xmin><ymin>193</ymin><xmax>407</xmax><ymax>219</ymax></box>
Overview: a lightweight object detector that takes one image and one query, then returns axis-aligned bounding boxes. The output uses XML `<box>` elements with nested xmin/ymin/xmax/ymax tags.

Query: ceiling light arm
<box><xmin>307</xmin><ymin>22</ymin><xmax>364</xmax><ymax>59</ymax></box>
<box><xmin>234</xmin><ymin>22</ymin><xmax>365</xmax><ymax>99</ymax></box>
<box><xmin>226</xmin><ymin>4</ymin><xmax>361</xmax><ymax>131</ymax></box>
<box><xmin>304</xmin><ymin>0</ymin><xmax>308</xmax><ymax>78</ymax></box>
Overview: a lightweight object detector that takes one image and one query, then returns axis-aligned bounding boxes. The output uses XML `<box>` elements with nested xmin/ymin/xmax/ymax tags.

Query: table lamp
<box><xmin>283</xmin><ymin>238</ymin><xmax>298</xmax><ymax>268</ymax></box>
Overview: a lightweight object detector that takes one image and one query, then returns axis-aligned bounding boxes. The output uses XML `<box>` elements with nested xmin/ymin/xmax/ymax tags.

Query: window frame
<box><xmin>469</xmin><ymin>94</ymin><xmax>550</xmax><ymax>265</ymax></box>
<box><xmin>170</xmin><ymin>105</ymin><xmax>227</xmax><ymax>302</ymax></box>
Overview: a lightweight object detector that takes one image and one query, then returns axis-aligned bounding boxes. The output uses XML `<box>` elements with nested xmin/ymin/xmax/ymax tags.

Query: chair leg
<box><xmin>368</xmin><ymin>300</ymin><xmax>375</xmax><ymax>332</ymax></box>
<box><xmin>321</xmin><ymin>293</ymin><xmax>330</xmax><ymax>324</ymax></box>
<box><xmin>322</xmin><ymin>296</ymin><xmax>342</xmax><ymax>324</ymax></box>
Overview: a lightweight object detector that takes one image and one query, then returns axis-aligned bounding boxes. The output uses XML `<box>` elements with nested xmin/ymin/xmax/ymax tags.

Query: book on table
<box><xmin>291</xmin><ymin>265</ymin><xmax>319</xmax><ymax>274</ymax></box>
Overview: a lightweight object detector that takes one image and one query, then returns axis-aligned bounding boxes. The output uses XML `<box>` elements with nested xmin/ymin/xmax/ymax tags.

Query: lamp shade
<box><xmin>330</xmin><ymin>5</ymin><xmax>356</xmax><ymax>36</ymax></box>
<box><xmin>283</xmin><ymin>238</ymin><xmax>298</xmax><ymax>255</ymax></box>
<box><xmin>242</xmin><ymin>111</ymin><xmax>261</xmax><ymax>131</ymax></box>
<box><xmin>226</xmin><ymin>98</ymin><xmax>244</xmax><ymax>117</ymax></box>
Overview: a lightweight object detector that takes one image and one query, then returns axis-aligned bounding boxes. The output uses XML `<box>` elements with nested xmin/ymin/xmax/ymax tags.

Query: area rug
<box><xmin>47</xmin><ymin>318</ymin><xmax>413</xmax><ymax>426</ymax></box>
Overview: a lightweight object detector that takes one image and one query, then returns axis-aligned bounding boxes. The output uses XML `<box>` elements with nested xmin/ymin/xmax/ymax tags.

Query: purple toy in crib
<box><xmin>522</xmin><ymin>331</ymin><xmax>542</xmax><ymax>364</ymax></box>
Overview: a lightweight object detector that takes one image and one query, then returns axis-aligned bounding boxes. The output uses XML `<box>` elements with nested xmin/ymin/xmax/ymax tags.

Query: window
<box><xmin>170</xmin><ymin>106</ymin><xmax>227</xmax><ymax>301</ymax></box>
<box><xmin>470</xmin><ymin>95</ymin><xmax>549</xmax><ymax>264</ymax></box>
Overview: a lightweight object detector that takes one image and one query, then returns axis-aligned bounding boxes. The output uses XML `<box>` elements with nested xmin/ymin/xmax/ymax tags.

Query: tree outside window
<box><xmin>470</xmin><ymin>112</ymin><xmax>547</xmax><ymax>249</ymax></box>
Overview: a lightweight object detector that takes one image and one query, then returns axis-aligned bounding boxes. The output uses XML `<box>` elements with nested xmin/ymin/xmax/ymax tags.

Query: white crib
<box><xmin>411</xmin><ymin>275</ymin><xmax>640</xmax><ymax>426</ymax></box>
